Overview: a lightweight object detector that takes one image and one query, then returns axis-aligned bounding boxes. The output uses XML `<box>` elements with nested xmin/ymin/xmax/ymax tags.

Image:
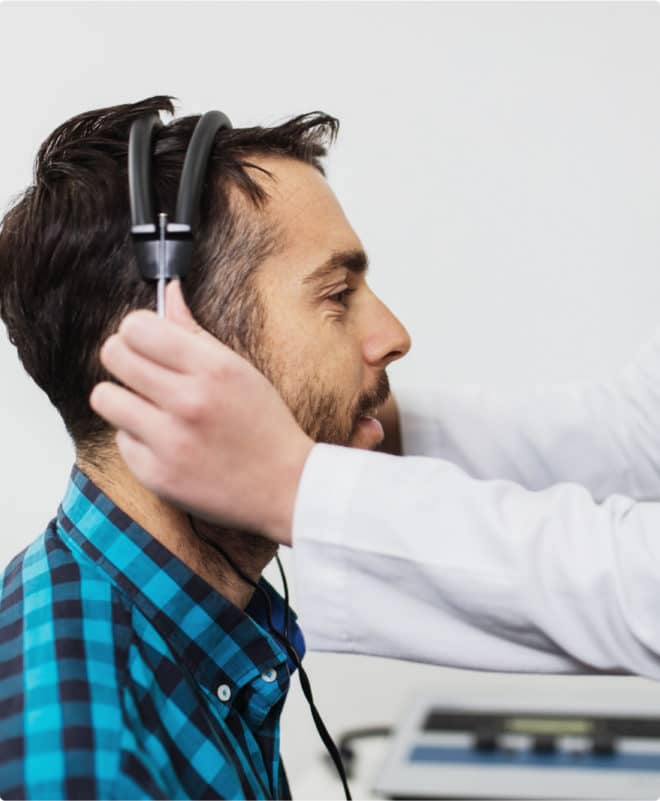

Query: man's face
<box><xmin>246</xmin><ymin>156</ymin><xmax>411</xmax><ymax>449</ymax></box>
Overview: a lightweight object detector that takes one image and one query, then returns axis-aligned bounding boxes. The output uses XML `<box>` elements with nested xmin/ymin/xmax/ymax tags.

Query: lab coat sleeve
<box><xmin>395</xmin><ymin>332</ymin><xmax>660</xmax><ymax>501</ymax></box>
<box><xmin>293</xmin><ymin>444</ymin><xmax>660</xmax><ymax>678</ymax></box>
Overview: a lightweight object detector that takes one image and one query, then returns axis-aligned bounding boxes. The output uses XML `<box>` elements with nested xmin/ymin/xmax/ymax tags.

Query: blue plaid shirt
<box><xmin>0</xmin><ymin>465</ymin><xmax>306</xmax><ymax>799</ymax></box>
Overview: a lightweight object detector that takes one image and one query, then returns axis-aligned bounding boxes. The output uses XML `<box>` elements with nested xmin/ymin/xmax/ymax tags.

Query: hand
<box><xmin>89</xmin><ymin>280</ymin><xmax>313</xmax><ymax>545</ymax></box>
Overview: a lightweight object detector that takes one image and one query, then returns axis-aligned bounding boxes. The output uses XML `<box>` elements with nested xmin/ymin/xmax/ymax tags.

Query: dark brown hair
<box><xmin>0</xmin><ymin>96</ymin><xmax>338</xmax><ymax>453</ymax></box>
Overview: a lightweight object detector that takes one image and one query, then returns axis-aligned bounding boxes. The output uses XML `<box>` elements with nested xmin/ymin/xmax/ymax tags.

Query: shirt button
<box><xmin>261</xmin><ymin>668</ymin><xmax>277</xmax><ymax>683</ymax></box>
<box><xmin>217</xmin><ymin>684</ymin><xmax>232</xmax><ymax>702</ymax></box>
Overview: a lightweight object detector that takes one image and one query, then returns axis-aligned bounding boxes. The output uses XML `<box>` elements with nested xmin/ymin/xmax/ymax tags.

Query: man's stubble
<box><xmin>187</xmin><ymin>304</ymin><xmax>391</xmax><ymax>589</ymax></box>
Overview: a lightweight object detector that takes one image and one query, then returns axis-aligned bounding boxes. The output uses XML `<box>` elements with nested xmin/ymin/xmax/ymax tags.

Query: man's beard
<box><xmin>286</xmin><ymin>370</ymin><xmax>391</xmax><ymax>445</ymax></box>
<box><xmin>250</xmin><ymin>332</ymin><xmax>392</xmax><ymax>446</ymax></box>
<box><xmin>189</xmin><ymin>341</ymin><xmax>391</xmax><ymax>587</ymax></box>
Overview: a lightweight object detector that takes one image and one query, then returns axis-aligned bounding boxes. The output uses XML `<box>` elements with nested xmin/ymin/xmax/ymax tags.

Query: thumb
<box><xmin>165</xmin><ymin>280</ymin><xmax>203</xmax><ymax>333</ymax></box>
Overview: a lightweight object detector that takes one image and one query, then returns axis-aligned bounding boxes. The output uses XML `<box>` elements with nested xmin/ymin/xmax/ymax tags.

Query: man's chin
<box><xmin>347</xmin><ymin>415</ymin><xmax>385</xmax><ymax>450</ymax></box>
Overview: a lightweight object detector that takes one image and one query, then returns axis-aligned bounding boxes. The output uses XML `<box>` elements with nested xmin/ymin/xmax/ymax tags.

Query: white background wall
<box><xmin>2</xmin><ymin>2</ymin><xmax>660</xmax><ymax>797</ymax></box>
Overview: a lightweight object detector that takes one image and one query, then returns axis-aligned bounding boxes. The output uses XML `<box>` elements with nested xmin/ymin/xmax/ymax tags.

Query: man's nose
<box><xmin>362</xmin><ymin>296</ymin><xmax>412</xmax><ymax>369</ymax></box>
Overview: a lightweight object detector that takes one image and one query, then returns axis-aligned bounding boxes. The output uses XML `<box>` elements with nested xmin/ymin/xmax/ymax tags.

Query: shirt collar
<box><xmin>56</xmin><ymin>465</ymin><xmax>305</xmax><ymax>698</ymax></box>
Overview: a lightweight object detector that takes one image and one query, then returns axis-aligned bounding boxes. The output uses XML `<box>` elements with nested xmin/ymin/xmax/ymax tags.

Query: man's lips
<box><xmin>351</xmin><ymin>414</ymin><xmax>385</xmax><ymax>449</ymax></box>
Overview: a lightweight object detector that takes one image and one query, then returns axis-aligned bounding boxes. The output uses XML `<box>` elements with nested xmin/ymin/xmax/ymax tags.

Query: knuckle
<box><xmin>207</xmin><ymin>350</ymin><xmax>237</xmax><ymax>382</ymax></box>
<box><xmin>206</xmin><ymin>361</ymin><xmax>225</xmax><ymax>383</ymax></box>
<box><xmin>175</xmin><ymin>386</ymin><xmax>207</xmax><ymax>422</ymax></box>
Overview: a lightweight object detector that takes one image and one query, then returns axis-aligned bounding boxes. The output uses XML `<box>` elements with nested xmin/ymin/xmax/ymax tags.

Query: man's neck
<box><xmin>75</xmin><ymin>449</ymin><xmax>277</xmax><ymax>611</ymax></box>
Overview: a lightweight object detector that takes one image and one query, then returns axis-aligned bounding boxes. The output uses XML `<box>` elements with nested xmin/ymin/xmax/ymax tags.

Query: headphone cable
<box><xmin>188</xmin><ymin>515</ymin><xmax>352</xmax><ymax>800</ymax></box>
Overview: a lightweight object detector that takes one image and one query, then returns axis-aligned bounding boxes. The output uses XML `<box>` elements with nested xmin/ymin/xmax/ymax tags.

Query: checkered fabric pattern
<box><xmin>0</xmin><ymin>465</ymin><xmax>306</xmax><ymax>799</ymax></box>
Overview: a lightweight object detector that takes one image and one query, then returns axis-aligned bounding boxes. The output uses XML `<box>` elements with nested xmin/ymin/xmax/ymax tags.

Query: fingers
<box><xmin>89</xmin><ymin>381</ymin><xmax>170</xmax><ymax>446</ymax></box>
<box><xmin>100</xmin><ymin>333</ymin><xmax>187</xmax><ymax>411</ymax></box>
<box><xmin>113</xmin><ymin>311</ymin><xmax>205</xmax><ymax>373</ymax></box>
<box><xmin>115</xmin><ymin>429</ymin><xmax>171</xmax><ymax>494</ymax></box>
<box><xmin>164</xmin><ymin>280</ymin><xmax>203</xmax><ymax>334</ymax></box>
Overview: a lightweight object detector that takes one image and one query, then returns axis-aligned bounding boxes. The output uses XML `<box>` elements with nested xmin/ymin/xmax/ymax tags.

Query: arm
<box><xmin>294</xmin><ymin>444</ymin><xmax>660</xmax><ymax>679</ymax></box>
<box><xmin>390</xmin><ymin>333</ymin><xmax>660</xmax><ymax>500</ymax></box>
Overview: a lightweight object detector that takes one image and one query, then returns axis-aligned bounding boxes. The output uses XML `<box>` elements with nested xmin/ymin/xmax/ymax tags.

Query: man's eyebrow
<box><xmin>303</xmin><ymin>249</ymin><xmax>369</xmax><ymax>286</ymax></box>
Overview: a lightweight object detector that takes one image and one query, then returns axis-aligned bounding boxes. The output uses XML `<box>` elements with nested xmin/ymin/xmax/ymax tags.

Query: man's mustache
<box><xmin>354</xmin><ymin>371</ymin><xmax>391</xmax><ymax>422</ymax></box>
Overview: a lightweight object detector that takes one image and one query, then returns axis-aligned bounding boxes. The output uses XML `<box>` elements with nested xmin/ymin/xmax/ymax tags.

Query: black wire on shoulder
<box><xmin>188</xmin><ymin>514</ymin><xmax>352</xmax><ymax>801</ymax></box>
<box><xmin>275</xmin><ymin>551</ymin><xmax>291</xmax><ymax>642</ymax></box>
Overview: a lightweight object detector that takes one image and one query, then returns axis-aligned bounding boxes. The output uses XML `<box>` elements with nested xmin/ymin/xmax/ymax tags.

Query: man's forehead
<box><xmin>253</xmin><ymin>156</ymin><xmax>331</xmax><ymax>210</ymax></box>
<box><xmin>245</xmin><ymin>155</ymin><xmax>366</xmax><ymax>286</ymax></box>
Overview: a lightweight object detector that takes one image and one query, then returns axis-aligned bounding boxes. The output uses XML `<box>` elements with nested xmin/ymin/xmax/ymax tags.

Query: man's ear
<box><xmin>165</xmin><ymin>280</ymin><xmax>204</xmax><ymax>334</ymax></box>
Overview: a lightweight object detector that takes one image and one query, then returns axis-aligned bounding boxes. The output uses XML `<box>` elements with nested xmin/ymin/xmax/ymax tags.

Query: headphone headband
<box><xmin>128</xmin><ymin>113</ymin><xmax>163</xmax><ymax>230</ymax></box>
<box><xmin>176</xmin><ymin>110</ymin><xmax>232</xmax><ymax>226</ymax></box>
<box><xmin>128</xmin><ymin>109</ymin><xmax>233</xmax><ymax>280</ymax></box>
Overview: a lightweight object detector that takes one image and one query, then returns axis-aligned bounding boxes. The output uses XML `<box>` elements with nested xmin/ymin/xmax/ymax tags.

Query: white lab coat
<box><xmin>292</xmin><ymin>333</ymin><xmax>660</xmax><ymax>679</ymax></box>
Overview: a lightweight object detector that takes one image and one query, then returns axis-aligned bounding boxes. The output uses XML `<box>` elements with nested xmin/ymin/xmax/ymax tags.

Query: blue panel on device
<box><xmin>409</xmin><ymin>745</ymin><xmax>660</xmax><ymax>771</ymax></box>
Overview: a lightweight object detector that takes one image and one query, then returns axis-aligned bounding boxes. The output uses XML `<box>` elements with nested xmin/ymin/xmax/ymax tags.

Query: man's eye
<box><xmin>327</xmin><ymin>288</ymin><xmax>355</xmax><ymax>307</ymax></box>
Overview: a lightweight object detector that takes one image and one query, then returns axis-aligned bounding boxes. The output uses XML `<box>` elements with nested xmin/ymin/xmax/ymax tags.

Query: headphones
<box><xmin>128</xmin><ymin>109</ymin><xmax>231</xmax><ymax>282</ymax></box>
<box><xmin>127</xmin><ymin>110</ymin><xmax>353</xmax><ymax>800</ymax></box>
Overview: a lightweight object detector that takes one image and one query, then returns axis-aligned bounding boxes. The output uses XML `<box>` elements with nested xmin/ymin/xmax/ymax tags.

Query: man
<box><xmin>0</xmin><ymin>95</ymin><xmax>409</xmax><ymax>799</ymax></box>
<box><xmin>90</xmin><ymin>184</ymin><xmax>660</xmax><ymax>678</ymax></box>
